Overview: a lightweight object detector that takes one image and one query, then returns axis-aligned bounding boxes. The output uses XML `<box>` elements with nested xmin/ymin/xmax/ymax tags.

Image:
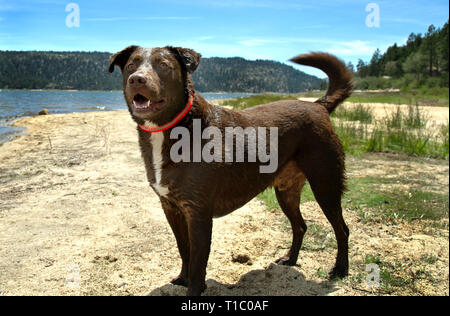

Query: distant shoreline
<box><xmin>0</xmin><ymin>91</ymin><xmax>255</xmax><ymax>145</ymax></box>
<box><xmin>0</xmin><ymin>88</ymin><xmax>261</xmax><ymax>94</ymax></box>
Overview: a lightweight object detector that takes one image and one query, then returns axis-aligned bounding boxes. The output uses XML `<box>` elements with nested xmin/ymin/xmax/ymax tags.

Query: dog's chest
<box><xmin>147</xmin><ymin>131</ymin><xmax>170</xmax><ymax>197</ymax></box>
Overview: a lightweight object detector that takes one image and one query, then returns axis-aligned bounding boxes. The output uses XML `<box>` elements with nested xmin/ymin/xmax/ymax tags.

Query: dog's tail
<box><xmin>290</xmin><ymin>52</ymin><xmax>353</xmax><ymax>114</ymax></box>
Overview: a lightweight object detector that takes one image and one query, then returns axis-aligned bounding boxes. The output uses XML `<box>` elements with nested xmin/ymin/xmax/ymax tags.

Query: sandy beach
<box><xmin>0</xmin><ymin>106</ymin><xmax>448</xmax><ymax>296</ymax></box>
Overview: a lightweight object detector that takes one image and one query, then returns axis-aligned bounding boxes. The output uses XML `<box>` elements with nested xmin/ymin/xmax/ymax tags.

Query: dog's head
<box><xmin>109</xmin><ymin>46</ymin><xmax>201</xmax><ymax>125</ymax></box>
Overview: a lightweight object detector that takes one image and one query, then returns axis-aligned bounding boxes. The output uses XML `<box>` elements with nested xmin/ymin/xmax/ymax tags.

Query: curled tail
<box><xmin>290</xmin><ymin>52</ymin><xmax>354</xmax><ymax>114</ymax></box>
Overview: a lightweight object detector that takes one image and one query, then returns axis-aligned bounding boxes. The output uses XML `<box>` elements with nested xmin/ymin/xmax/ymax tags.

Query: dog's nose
<box><xmin>128</xmin><ymin>73</ymin><xmax>147</xmax><ymax>86</ymax></box>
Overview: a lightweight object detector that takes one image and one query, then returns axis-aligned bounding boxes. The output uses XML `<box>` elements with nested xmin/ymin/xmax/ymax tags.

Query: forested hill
<box><xmin>193</xmin><ymin>57</ymin><xmax>322</xmax><ymax>92</ymax></box>
<box><xmin>0</xmin><ymin>51</ymin><xmax>323</xmax><ymax>93</ymax></box>
<box><xmin>353</xmin><ymin>20</ymin><xmax>449</xmax><ymax>89</ymax></box>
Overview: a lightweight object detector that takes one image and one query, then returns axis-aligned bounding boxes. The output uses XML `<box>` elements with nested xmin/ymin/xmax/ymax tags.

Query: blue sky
<box><xmin>0</xmin><ymin>0</ymin><xmax>448</xmax><ymax>77</ymax></box>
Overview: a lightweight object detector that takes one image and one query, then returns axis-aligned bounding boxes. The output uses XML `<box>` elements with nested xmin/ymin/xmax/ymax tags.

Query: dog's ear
<box><xmin>168</xmin><ymin>47</ymin><xmax>201</xmax><ymax>74</ymax></box>
<box><xmin>109</xmin><ymin>45</ymin><xmax>139</xmax><ymax>73</ymax></box>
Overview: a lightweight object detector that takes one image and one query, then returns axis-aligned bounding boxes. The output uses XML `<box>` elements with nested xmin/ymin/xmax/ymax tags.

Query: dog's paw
<box><xmin>171</xmin><ymin>275</ymin><xmax>188</xmax><ymax>287</ymax></box>
<box><xmin>275</xmin><ymin>256</ymin><xmax>297</xmax><ymax>266</ymax></box>
<box><xmin>328</xmin><ymin>266</ymin><xmax>348</xmax><ymax>280</ymax></box>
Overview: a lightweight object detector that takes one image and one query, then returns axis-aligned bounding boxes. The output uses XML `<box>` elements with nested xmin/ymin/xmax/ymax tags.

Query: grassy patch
<box><xmin>302</xmin><ymin>223</ymin><xmax>336</xmax><ymax>251</ymax></box>
<box><xmin>332</xmin><ymin>121</ymin><xmax>369</xmax><ymax>156</ymax></box>
<box><xmin>333</xmin><ymin>120</ymin><xmax>449</xmax><ymax>159</ymax></box>
<box><xmin>358</xmin><ymin>255</ymin><xmax>437</xmax><ymax>294</ymax></box>
<box><xmin>332</xmin><ymin>103</ymin><xmax>374</xmax><ymax>123</ymax></box>
<box><xmin>382</xmin><ymin>104</ymin><xmax>429</xmax><ymax>129</ymax></box>
<box><xmin>257</xmin><ymin>188</ymin><xmax>282</xmax><ymax>211</ymax></box>
<box><xmin>316</xmin><ymin>268</ymin><xmax>329</xmax><ymax>279</ymax></box>
<box><xmin>347</xmin><ymin>88</ymin><xmax>449</xmax><ymax>107</ymax></box>
<box><xmin>259</xmin><ymin>175</ymin><xmax>449</xmax><ymax>224</ymax></box>
<box><xmin>221</xmin><ymin>93</ymin><xmax>299</xmax><ymax>110</ymax></box>
<box><xmin>257</xmin><ymin>185</ymin><xmax>315</xmax><ymax>211</ymax></box>
<box><xmin>298</xmin><ymin>88</ymin><xmax>449</xmax><ymax>106</ymax></box>
<box><xmin>346</xmin><ymin>177</ymin><xmax>449</xmax><ymax>222</ymax></box>
<box><xmin>340</xmin><ymin>175</ymin><xmax>448</xmax><ymax>222</ymax></box>
<box><xmin>372</xmin><ymin>126</ymin><xmax>446</xmax><ymax>158</ymax></box>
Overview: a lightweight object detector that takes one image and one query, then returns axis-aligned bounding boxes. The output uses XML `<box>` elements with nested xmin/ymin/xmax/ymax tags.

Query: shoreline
<box><xmin>0</xmin><ymin>88</ymin><xmax>259</xmax><ymax>94</ymax></box>
<box><xmin>3</xmin><ymin>97</ymin><xmax>448</xmax><ymax>148</ymax></box>
<box><xmin>0</xmin><ymin>94</ymin><xmax>232</xmax><ymax>146</ymax></box>
<box><xmin>0</xmin><ymin>91</ymin><xmax>255</xmax><ymax>145</ymax></box>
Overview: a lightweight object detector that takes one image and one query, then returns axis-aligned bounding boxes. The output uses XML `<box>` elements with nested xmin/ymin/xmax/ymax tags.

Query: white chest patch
<box><xmin>146</xmin><ymin>121</ymin><xmax>170</xmax><ymax>197</ymax></box>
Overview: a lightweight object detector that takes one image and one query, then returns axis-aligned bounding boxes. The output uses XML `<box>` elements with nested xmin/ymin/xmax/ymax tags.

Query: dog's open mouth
<box><xmin>132</xmin><ymin>94</ymin><xmax>166</xmax><ymax>113</ymax></box>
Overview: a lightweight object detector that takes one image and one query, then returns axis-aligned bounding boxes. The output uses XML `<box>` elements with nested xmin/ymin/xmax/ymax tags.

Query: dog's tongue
<box><xmin>133</xmin><ymin>94</ymin><xmax>150</xmax><ymax>109</ymax></box>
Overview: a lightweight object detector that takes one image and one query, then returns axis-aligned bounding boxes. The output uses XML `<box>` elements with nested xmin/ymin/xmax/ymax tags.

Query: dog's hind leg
<box><xmin>273</xmin><ymin>162</ymin><xmax>308</xmax><ymax>266</ymax></box>
<box><xmin>312</xmin><ymin>191</ymin><xmax>349</xmax><ymax>279</ymax></box>
<box><xmin>161</xmin><ymin>199</ymin><xmax>190</xmax><ymax>287</ymax></box>
<box><xmin>298</xmin><ymin>144</ymin><xmax>349</xmax><ymax>279</ymax></box>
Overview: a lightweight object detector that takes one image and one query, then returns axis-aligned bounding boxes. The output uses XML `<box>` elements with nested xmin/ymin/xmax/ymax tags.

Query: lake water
<box><xmin>0</xmin><ymin>90</ymin><xmax>252</xmax><ymax>144</ymax></box>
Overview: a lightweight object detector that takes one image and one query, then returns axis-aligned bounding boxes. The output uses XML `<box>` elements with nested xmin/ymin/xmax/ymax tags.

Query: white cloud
<box><xmin>327</xmin><ymin>40</ymin><xmax>377</xmax><ymax>56</ymax></box>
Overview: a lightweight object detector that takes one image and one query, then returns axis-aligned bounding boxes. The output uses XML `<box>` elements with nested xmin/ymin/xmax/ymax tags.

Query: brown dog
<box><xmin>109</xmin><ymin>46</ymin><xmax>353</xmax><ymax>296</ymax></box>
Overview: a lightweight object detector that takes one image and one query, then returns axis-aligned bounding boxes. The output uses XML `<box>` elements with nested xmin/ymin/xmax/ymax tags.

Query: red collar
<box><xmin>138</xmin><ymin>93</ymin><xmax>194</xmax><ymax>133</ymax></box>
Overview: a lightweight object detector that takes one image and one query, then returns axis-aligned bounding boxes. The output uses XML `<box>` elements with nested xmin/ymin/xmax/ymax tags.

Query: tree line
<box><xmin>0</xmin><ymin>51</ymin><xmax>322</xmax><ymax>93</ymax></box>
<box><xmin>350</xmin><ymin>20</ymin><xmax>449</xmax><ymax>90</ymax></box>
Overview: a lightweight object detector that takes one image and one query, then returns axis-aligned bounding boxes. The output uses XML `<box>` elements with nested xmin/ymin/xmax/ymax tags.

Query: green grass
<box><xmin>221</xmin><ymin>93</ymin><xmax>300</xmax><ymax>110</ymax></box>
<box><xmin>316</xmin><ymin>268</ymin><xmax>329</xmax><ymax>279</ymax></box>
<box><xmin>332</xmin><ymin>103</ymin><xmax>374</xmax><ymax>123</ymax></box>
<box><xmin>258</xmin><ymin>175</ymin><xmax>449</xmax><ymax>224</ymax></box>
<box><xmin>258</xmin><ymin>188</ymin><xmax>283</xmax><ymax>210</ymax></box>
<box><xmin>333</xmin><ymin>120</ymin><xmax>449</xmax><ymax>159</ymax></box>
<box><xmin>342</xmin><ymin>104</ymin><xmax>446</xmax><ymax>160</ymax></box>
<box><xmin>355</xmin><ymin>177</ymin><xmax>448</xmax><ymax>221</ymax></box>
<box><xmin>258</xmin><ymin>185</ymin><xmax>315</xmax><ymax>210</ymax></box>
<box><xmin>346</xmin><ymin>177</ymin><xmax>449</xmax><ymax>222</ymax></box>
<box><xmin>382</xmin><ymin>104</ymin><xmax>429</xmax><ymax>129</ymax></box>
<box><xmin>360</xmin><ymin>255</ymin><xmax>436</xmax><ymax>293</ymax></box>
<box><xmin>364</xmin><ymin>254</ymin><xmax>382</xmax><ymax>265</ymax></box>
<box><xmin>344</xmin><ymin>253</ymin><xmax>440</xmax><ymax>294</ymax></box>
<box><xmin>347</xmin><ymin>88</ymin><xmax>449</xmax><ymax>107</ymax></box>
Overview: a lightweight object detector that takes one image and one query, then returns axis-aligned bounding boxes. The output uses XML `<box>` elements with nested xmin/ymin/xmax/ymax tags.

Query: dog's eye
<box><xmin>127</xmin><ymin>63</ymin><xmax>136</xmax><ymax>72</ymax></box>
<box><xmin>159</xmin><ymin>62</ymin><xmax>169</xmax><ymax>69</ymax></box>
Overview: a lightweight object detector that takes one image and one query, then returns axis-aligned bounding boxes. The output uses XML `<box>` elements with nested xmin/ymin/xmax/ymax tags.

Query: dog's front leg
<box><xmin>161</xmin><ymin>199</ymin><xmax>190</xmax><ymax>287</ymax></box>
<box><xmin>184</xmin><ymin>212</ymin><xmax>212</xmax><ymax>296</ymax></box>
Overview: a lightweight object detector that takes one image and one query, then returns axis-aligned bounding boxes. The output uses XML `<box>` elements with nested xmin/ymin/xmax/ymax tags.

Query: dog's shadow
<box><xmin>148</xmin><ymin>263</ymin><xmax>339</xmax><ymax>296</ymax></box>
